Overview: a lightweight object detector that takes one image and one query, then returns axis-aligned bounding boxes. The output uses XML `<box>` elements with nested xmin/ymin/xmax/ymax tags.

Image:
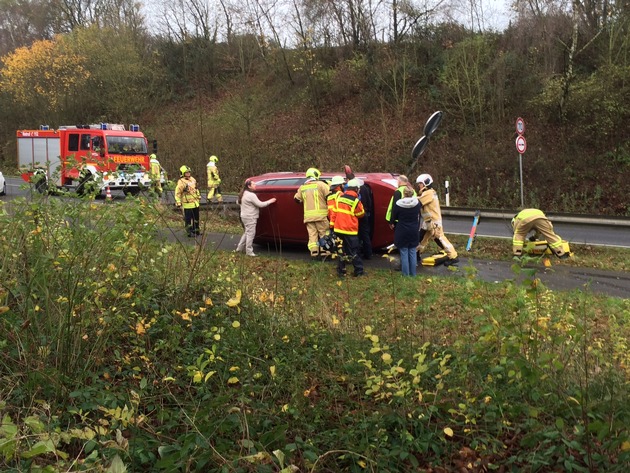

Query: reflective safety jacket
<box><xmin>327</xmin><ymin>189</ymin><xmax>343</xmax><ymax>228</ymax></box>
<box><xmin>418</xmin><ymin>187</ymin><xmax>443</xmax><ymax>226</ymax></box>
<box><xmin>149</xmin><ymin>157</ymin><xmax>161</xmax><ymax>181</ymax></box>
<box><xmin>512</xmin><ymin>208</ymin><xmax>546</xmax><ymax>231</ymax></box>
<box><xmin>386</xmin><ymin>185</ymin><xmax>416</xmax><ymax>223</ymax></box>
<box><xmin>175</xmin><ymin>176</ymin><xmax>201</xmax><ymax>209</ymax></box>
<box><xmin>512</xmin><ymin>208</ymin><xmax>567</xmax><ymax>256</ymax></box>
<box><xmin>333</xmin><ymin>190</ymin><xmax>365</xmax><ymax>235</ymax></box>
<box><xmin>207</xmin><ymin>162</ymin><xmax>221</xmax><ymax>187</ymax></box>
<box><xmin>294</xmin><ymin>179</ymin><xmax>330</xmax><ymax>223</ymax></box>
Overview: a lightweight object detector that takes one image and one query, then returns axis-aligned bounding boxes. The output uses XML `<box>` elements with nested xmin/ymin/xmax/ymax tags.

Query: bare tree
<box><xmin>391</xmin><ymin>0</ymin><xmax>444</xmax><ymax>42</ymax></box>
<box><xmin>156</xmin><ymin>0</ymin><xmax>218</xmax><ymax>42</ymax></box>
<box><xmin>0</xmin><ymin>0</ymin><xmax>57</xmax><ymax>55</ymax></box>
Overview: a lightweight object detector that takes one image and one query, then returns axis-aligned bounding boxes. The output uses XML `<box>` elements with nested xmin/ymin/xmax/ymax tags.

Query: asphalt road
<box><xmin>3</xmin><ymin>176</ymin><xmax>629</xmax><ymax>298</ymax></box>
<box><xmin>158</xmin><ymin>227</ymin><xmax>630</xmax><ymax>299</ymax></box>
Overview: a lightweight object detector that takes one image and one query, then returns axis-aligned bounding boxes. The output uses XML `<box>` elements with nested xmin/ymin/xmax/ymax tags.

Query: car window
<box><xmin>257</xmin><ymin>178</ymin><xmax>307</xmax><ymax>186</ymax></box>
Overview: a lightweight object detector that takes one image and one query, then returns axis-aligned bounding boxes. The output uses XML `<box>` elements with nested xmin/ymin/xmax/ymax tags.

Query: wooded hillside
<box><xmin>0</xmin><ymin>0</ymin><xmax>628</xmax><ymax>214</ymax></box>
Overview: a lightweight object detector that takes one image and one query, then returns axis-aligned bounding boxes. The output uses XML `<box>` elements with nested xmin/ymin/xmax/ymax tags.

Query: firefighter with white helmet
<box><xmin>415</xmin><ymin>173</ymin><xmax>459</xmax><ymax>265</ymax></box>
<box><xmin>327</xmin><ymin>175</ymin><xmax>345</xmax><ymax>231</ymax></box>
<box><xmin>334</xmin><ymin>178</ymin><xmax>366</xmax><ymax>277</ymax></box>
<box><xmin>175</xmin><ymin>165</ymin><xmax>201</xmax><ymax>237</ymax></box>
<box><xmin>511</xmin><ymin>209</ymin><xmax>569</xmax><ymax>259</ymax></box>
<box><xmin>294</xmin><ymin>167</ymin><xmax>330</xmax><ymax>258</ymax></box>
<box><xmin>149</xmin><ymin>153</ymin><xmax>163</xmax><ymax>196</ymax></box>
<box><xmin>207</xmin><ymin>155</ymin><xmax>222</xmax><ymax>203</ymax></box>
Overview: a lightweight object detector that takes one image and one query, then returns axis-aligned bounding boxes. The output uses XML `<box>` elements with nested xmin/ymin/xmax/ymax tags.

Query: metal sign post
<box><xmin>515</xmin><ymin>118</ymin><xmax>526</xmax><ymax>208</ymax></box>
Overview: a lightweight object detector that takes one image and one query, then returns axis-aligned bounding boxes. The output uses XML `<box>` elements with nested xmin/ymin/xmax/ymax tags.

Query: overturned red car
<box><xmin>248</xmin><ymin>171</ymin><xmax>399</xmax><ymax>250</ymax></box>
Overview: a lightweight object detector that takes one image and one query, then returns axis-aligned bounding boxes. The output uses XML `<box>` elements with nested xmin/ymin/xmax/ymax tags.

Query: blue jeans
<box><xmin>399</xmin><ymin>246</ymin><xmax>417</xmax><ymax>276</ymax></box>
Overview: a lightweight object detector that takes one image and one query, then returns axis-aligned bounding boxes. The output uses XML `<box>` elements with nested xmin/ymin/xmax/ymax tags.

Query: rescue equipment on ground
<box><xmin>420</xmin><ymin>251</ymin><xmax>450</xmax><ymax>267</ymax></box>
<box><xmin>524</xmin><ymin>240</ymin><xmax>572</xmax><ymax>256</ymax></box>
<box><xmin>318</xmin><ymin>234</ymin><xmax>344</xmax><ymax>259</ymax></box>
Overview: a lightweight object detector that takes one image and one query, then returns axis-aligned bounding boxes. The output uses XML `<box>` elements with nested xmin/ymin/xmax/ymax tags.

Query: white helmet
<box><xmin>416</xmin><ymin>173</ymin><xmax>433</xmax><ymax>186</ymax></box>
<box><xmin>329</xmin><ymin>175</ymin><xmax>345</xmax><ymax>187</ymax></box>
<box><xmin>347</xmin><ymin>178</ymin><xmax>361</xmax><ymax>188</ymax></box>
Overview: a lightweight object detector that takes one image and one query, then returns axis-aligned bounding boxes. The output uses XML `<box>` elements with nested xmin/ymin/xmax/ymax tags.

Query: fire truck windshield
<box><xmin>106</xmin><ymin>136</ymin><xmax>147</xmax><ymax>154</ymax></box>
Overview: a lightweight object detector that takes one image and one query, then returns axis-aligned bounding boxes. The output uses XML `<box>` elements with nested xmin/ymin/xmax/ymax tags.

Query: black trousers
<box><xmin>184</xmin><ymin>207</ymin><xmax>200</xmax><ymax>235</ymax></box>
<box><xmin>336</xmin><ymin>233</ymin><xmax>364</xmax><ymax>276</ymax></box>
<box><xmin>358</xmin><ymin>215</ymin><xmax>372</xmax><ymax>259</ymax></box>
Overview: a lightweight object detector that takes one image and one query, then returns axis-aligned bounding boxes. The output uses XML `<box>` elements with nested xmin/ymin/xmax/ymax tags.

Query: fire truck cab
<box><xmin>17</xmin><ymin>123</ymin><xmax>161</xmax><ymax>196</ymax></box>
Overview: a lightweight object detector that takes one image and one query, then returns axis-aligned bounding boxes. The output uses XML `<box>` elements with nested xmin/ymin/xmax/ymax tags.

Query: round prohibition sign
<box><xmin>516</xmin><ymin>117</ymin><xmax>525</xmax><ymax>135</ymax></box>
<box><xmin>515</xmin><ymin>135</ymin><xmax>527</xmax><ymax>154</ymax></box>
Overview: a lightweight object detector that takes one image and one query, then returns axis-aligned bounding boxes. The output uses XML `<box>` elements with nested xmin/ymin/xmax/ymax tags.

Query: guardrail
<box><xmin>442</xmin><ymin>207</ymin><xmax>630</xmax><ymax>227</ymax></box>
<box><xmin>6</xmin><ymin>176</ymin><xmax>629</xmax><ymax>227</ymax></box>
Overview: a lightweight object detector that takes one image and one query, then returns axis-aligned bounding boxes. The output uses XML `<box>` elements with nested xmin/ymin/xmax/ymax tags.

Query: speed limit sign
<box><xmin>516</xmin><ymin>135</ymin><xmax>527</xmax><ymax>154</ymax></box>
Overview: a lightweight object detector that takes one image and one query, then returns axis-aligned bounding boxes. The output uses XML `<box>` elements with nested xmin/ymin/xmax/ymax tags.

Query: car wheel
<box><xmin>35</xmin><ymin>177</ymin><xmax>49</xmax><ymax>194</ymax></box>
<box><xmin>77</xmin><ymin>173</ymin><xmax>98</xmax><ymax>197</ymax></box>
<box><xmin>123</xmin><ymin>187</ymin><xmax>141</xmax><ymax>197</ymax></box>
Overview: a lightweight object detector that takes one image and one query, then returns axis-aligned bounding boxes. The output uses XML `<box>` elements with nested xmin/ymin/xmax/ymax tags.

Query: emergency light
<box><xmin>130</xmin><ymin>124</ymin><xmax>140</xmax><ymax>132</ymax></box>
<box><xmin>39</xmin><ymin>125</ymin><xmax>49</xmax><ymax>130</ymax></box>
<box><xmin>100</xmin><ymin>123</ymin><xmax>108</xmax><ymax>130</ymax></box>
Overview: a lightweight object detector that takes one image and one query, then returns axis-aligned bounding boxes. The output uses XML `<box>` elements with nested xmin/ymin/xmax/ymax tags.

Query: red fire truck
<box><xmin>17</xmin><ymin>123</ymin><xmax>160</xmax><ymax>196</ymax></box>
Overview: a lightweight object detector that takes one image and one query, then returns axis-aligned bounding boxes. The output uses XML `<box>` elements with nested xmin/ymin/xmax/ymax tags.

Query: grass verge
<box><xmin>1</xmin><ymin>196</ymin><xmax>629</xmax><ymax>472</ymax></box>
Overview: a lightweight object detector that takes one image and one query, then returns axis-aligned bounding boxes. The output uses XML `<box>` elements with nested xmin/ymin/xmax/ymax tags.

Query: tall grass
<box><xmin>1</xmin><ymin>197</ymin><xmax>629</xmax><ymax>472</ymax></box>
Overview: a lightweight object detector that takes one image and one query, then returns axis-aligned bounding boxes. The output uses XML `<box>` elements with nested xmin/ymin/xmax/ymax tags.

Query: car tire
<box><xmin>35</xmin><ymin>177</ymin><xmax>49</xmax><ymax>194</ymax></box>
<box><xmin>77</xmin><ymin>173</ymin><xmax>97</xmax><ymax>197</ymax></box>
<box><xmin>123</xmin><ymin>187</ymin><xmax>141</xmax><ymax>197</ymax></box>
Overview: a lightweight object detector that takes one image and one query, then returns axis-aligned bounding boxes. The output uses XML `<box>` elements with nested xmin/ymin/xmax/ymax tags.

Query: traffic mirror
<box><xmin>411</xmin><ymin>135</ymin><xmax>429</xmax><ymax>161</ymax></box>
<box><xmin>423</xmin><ymin>111</ymin><xmax>443</xmax><ymax>137</ymax></box>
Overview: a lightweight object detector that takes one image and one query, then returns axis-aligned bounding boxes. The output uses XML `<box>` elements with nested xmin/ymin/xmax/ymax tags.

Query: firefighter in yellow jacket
<box><xmin>206</xmin><ymin>155</ymin><xmax>222</xmax><ymax>203</ymax></box>
<box><xmin>149</xmin><ymin>153</ymin><xmax>163</xmax><ymax>196</ymax></box>
<box><xmin>294</xmin><ymin>167</ymin><xmax>330</xmax><ymax>257</ymax></box>
<box><xmin>416</xmin><ymin>173</ymin><xmax>459</xmax><ymax>266</ymax></box>
<box><xmin>512</xmin><ymin>208</ymin><xmax>569</xmax><ymax>258</ymax></box>
<box><xmin>175</xmin><ymin>165</ymin><xmax>201</xmax><ymax>237</ymax></box>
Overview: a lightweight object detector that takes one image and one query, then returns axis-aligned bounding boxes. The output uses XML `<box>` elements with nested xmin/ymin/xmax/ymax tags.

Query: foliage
<box><xmin>1</xmin><ymin>199</ymin><xmax>630</xmax><ymax>471</ymax></box>
<box><xmin>1</xmin><ymin>6</ymin><xmax>630</xmax><ymax>209</ymax></box>
<box><xmin>0</xmin><ymin>38</ymin><xmax>90</xmax><ymax>118</ymax></box>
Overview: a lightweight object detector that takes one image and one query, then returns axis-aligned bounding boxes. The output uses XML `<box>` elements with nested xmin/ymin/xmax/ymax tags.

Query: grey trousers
<box><xmin>236</xmin><ymin>217</ymin><xmax>258</xmax><ymax>256</ymax></box>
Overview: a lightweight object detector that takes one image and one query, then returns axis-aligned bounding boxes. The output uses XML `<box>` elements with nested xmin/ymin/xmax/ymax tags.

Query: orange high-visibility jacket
<box><xmin>333</xmin><ymin>190</ymin><xmax>365</xmax><ymax>235</ymax></box>
<box><xmin>327</xmin><ymin>189</ymin><xmax>343</xmax><ymax>228</ymax></box>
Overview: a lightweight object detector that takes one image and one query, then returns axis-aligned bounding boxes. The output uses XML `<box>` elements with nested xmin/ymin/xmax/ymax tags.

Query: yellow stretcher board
<box><xmin>421</xmin><ymin>251</ymin><xmax>449</xmax><ymax>267</ymax></box>
<box><xmin>524</xmin><ymin>240</ymin><xmax>571</xmax><ymax>256</ymax></box>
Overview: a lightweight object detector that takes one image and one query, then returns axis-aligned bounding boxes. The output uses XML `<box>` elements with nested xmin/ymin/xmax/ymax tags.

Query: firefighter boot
<box><xmin>444</xmin><ymin>257</ymin><xmax>460</xmax><ymax>267</ymax></box>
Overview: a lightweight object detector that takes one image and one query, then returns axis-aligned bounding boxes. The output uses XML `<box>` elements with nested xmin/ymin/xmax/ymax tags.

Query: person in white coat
<box><xmin>235</xmin><ymin>180</ymin><xmax>276</xmax><ymax>256</ymax></box>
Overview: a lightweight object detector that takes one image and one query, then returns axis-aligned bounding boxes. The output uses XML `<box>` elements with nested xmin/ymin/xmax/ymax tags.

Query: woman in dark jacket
<box><xmin>391</xmin><ymin>187</ymin><xmax>421</xmax><ymax>276</ymax></box>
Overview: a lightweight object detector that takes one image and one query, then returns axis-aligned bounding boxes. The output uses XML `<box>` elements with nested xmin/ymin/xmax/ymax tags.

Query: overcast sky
<box><xmin>449</xmin><ymin>0</ymin><xmax>514</xmax><ymax>31</ymax></box>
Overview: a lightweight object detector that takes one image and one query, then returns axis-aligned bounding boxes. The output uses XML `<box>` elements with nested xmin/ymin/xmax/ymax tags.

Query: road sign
<box><xmin>516</xmin><ymin>117</ymin><xmax>525</xmax><ymax>135</ymax></box>
<box><xmin>516</xmin><ymin>135</ymin><xmax>527</xmax><ymax>154</ymax></box>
